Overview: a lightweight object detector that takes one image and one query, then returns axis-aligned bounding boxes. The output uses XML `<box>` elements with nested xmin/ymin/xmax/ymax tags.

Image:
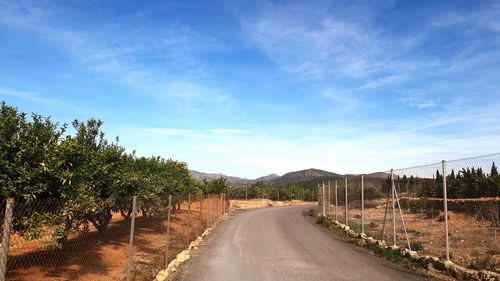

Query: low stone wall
<box><xmin>318</xmin><ymin>214</ymin><xmax>499</xmax><ymax>281</ymax></box>
<box><xmin>153</xmin><ymin>213</ymin><xmax>228</xmax><ymax>281</ymax></box>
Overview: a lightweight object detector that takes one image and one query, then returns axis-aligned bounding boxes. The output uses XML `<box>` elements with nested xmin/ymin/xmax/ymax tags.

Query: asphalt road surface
<box><xmin>174</xmin><ymin>205</ymin><xmax>433</xmax><ymax>281</ymax></box>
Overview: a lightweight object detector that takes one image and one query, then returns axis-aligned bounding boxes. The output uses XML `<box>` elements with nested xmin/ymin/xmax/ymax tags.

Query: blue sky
<box><xmin>0</xmin><ymin>0</ymin><xmax>499</xmax><ymax>178</ymax></box>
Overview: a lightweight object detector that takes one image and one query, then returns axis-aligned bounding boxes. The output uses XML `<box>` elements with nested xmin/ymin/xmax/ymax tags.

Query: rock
<box><xmin>432</xmin><ymin>259</ymin><xmax>446</xmax><ymax>271</ymax></box>
<box><xmin>175</xmin><ymin>251</ymin><xmax>190</xmax><ymax>267</ymax></box>
<box><xmin>155</xmin><ymin>270</ymin><xmax>168</xmax><ymax>281</ymax></box>
<box><xmin>167</xmin><ymin>260</ymin><xmax>176</xmax><ymax>272</ymax></box>
<box><xmin>367</xmin><ymin>237</ymin><xmax>375</xmax><ymax>245</ymax></box>
<box><xmin>408</xmin><ymin>251</ymin><xmax>419</xmax><ymax>262</ymax></box>
<box><xmin>356</xmin><ymin>239</ymin><xmax>366</xmax><ymax>246</ymax></box>
<box><xmin>375</xmin><ymin>240</ymin><xmax>387</xmax><ymax>247</ymax></box>
<box><xmin>444</xmin><ymin>260</ymin><xmax>454</xmax><ymax>269</ymax></box>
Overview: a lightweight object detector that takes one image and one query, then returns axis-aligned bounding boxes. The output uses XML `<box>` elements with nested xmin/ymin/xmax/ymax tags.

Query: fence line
<box><xmin>0</xmin><ymin>193</ymin><xmax>229</xmax><ymax>281</ymax></box>
<box><xmin>317</xmin><ymin>153</ymin><xmax>500</xmax><ymax>273</ymax></box>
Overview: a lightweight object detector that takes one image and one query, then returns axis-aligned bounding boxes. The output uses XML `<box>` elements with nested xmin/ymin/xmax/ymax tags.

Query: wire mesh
<box><xmin>3</xmin><ymin>197</ymin><xmax>134</xmax><ymax>281</ymax></box>
<box><xmin>321</xmin><ymin>153</ymin><xmax>500</xmax><ymax>273</ymax></box>
<box><xmin>361</xmin><ymin>173</ymin><xmax>391</xmax><ymax>242</ymax></box>
<box><xmin>445</xmin><ymin>154</ymin><xmax>500</xmax><ymax>272</ymax></box>
<box><xmin>0</xmin><ymin>194</ymin><xmax>228</xmax><ymax>281</ymax></box>
<box><xmin>346</xmin><ymin>177</ymin><xmax>363</xmax><ymax>233</ymax></box>
<box><xmin>392</xmin><ymin>162</ymin><xmax>445</xmax><ymax>257</ymax></box>
<box><xmin>337</xmin><ymin>179</ymin><xmax>347</xmax><ymax>225</ymax></box>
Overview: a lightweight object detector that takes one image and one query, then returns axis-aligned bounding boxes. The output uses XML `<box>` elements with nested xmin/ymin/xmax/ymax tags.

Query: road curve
<box><xmin>173</xmin><ymin>205</ymin><xmax>433</xmax><ymax>281</ymax></box>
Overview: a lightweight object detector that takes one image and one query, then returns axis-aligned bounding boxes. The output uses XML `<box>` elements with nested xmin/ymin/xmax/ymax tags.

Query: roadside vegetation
<box><xmin>0</xmin><ymin>101</ymin><xmax>229</xmax><ymax>247</ymax></box>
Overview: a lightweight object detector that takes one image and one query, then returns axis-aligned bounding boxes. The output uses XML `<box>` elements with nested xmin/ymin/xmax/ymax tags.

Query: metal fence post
<box><xmin>219</xmin><ymin>193</ymin><xmax>224</xmax><ymax>218</ymax></box>
<box><xmin>0</xmin><ymin>198</ymin><xmax>14</xmax><ymax>281</ymax></box>
<box><xmin>187</xmin><ymin>194</ymin><xmax>191</xmax><ymax>246</ymax></box>
<box><xmin>345</xmin><ymin>178</ymin><xmax>348</xmax><ymax>226</ymax></box>
<box><xmin>442</xmin><ymin>160</ymin><xmax>450</xmax><ymax>260</ymax></box>
<box><xmin>165</xmin><ymin>195</ymin><xmax>172</xmax><ymax>268</ymax></box>
<box><xmin>207</xmin><ymin>195</ymin><xmax>211</xmax><ymax>227</ymax></box>
<box><xmin>393</xmin><ymin>185</ymin><xmax>412</xmax><ymax>250</ymax></box>
<box><xmin>328</xmin><ymin>181</ymin><xmax>331</xmax><ymax>215</ymax></box>
<box><xmin>361</xmin><ymin>175</ymin><xmax>365</xmax><ymax>235</ymax></box>
<box><xmin>222</xmin><ymin>193</ymin><xmax>226</xmax><ymax>214</ymax></box>
<box><xmin>335</xmin><ymin>180</ymin><xmax>338</xmax><ymax>222</ymax></box>
<box><xmin>321</xmin><ymin>182</ymin><xmax>325</xmax><ymax>216</ymax></box>
<box><xmin>196</xmin><ymin>193</ymin><xmax>203</xmax><ymax>236</ymax></box>
<box><xmin>317</xmin><ymin>184</ymin><xmax>320</xmax><ymax>213</ymax></box>
<box><xmin>126</xmin><ymin>196</ymin><xmax>137</xmax><ymax>281</ymax></box>
<box><xmin>391</xmin><ymin>169</ymin><xmax>397</xmax><ymax>246</ymax></box>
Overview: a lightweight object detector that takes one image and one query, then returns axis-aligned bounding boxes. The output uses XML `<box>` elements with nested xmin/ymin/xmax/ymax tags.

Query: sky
<box><xmin>0</xmin><ymin>0</ymin><xmax>499</xmax><ymax>179</ymax></box>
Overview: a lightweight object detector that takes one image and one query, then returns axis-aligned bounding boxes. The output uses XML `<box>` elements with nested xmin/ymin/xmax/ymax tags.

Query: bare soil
<box><xmin>5</xmin><ymin>197</ymin><xmax>228</xmax><ymax>281</ymax></box>
<box><xmin>327</xmin><ymin>199</ymin><xmax>500</xmax><ymax>272</ymax></box>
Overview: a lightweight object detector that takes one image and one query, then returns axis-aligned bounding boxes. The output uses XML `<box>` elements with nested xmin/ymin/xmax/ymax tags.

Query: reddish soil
<box><xmin>5</xmin><ymin>196</ymin><xmax>229</xmax><ymax>281</ymax></box>
<box><xmin>327</xmin><ymin>199</ymin><xmax>500</xmax><ymax>272</ymax></box>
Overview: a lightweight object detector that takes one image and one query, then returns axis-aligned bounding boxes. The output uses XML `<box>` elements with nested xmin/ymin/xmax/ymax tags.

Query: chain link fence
<box><xmin>317</xmin><ymin>153</ymin><xmax>500</xmax><ymax>273</ymax></box>
<box><xmin>0</xmin><ymin>193</ymin><xmax>229</xmax><ymax>281</ymax></box>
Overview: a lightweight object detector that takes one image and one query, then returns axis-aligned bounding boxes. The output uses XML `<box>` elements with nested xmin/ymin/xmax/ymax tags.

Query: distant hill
<box><xmin>189</xmin><ymin>170</ymin><xmax>280</xmax><ymax>185</ymax></box>
<box><xmin>189</xmin><ymin>170</ymin><xmax>251</xmax><ymax>184</ymax></box>
<box><xmin>190</xmin><ymin>168</ymin><xmax>387</xmax><ymax>188</ymax></box>
<box><xmin>269</xmin><ymin>168</ymin><xmax>344</xmax><ymax>187</ymax></box>
<box><xmin>366</xmin><ymin>172</ymin><xmax>390</xmax><ymax>179</ymax></box>
<box><xmin>255</xmin><ymin>173</ymin><xmax>280</xmax><ymax>182</ymax></box>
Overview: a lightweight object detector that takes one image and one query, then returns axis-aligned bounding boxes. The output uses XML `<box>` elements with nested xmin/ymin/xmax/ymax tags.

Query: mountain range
<box><xmin>189</xmin><ymin>170</ymin><xmax>280</xmax><ymax>185</ymax></box>
<box><xmin>189</xmin><ymin>168</ymin><xmax>387</xmax><ymax>187</ymax></box>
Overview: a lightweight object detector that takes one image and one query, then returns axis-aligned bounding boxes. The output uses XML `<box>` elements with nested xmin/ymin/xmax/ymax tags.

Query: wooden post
<box><xmin>0</xmin><ymin>198</ymin><xmax>14</xmax><ymax>281</ymax></box>
<box><xmin>207</xmin><ymin>195</ymin><xmax>211</xmax><ymax>227</ymax></box>
<box><xmin>165</xmin><ymin>195</ymin><xmax>172</xmax><ymax>267</ymax></box>
<box><xmin>187</xmin><ymin>195</ymin><xmax>191</xmax><ymax>247</ymax></box>
<box><xmin>126</xmin><ymin>196</ymin><xmax>137</xmax><ymax>281</ymax></box>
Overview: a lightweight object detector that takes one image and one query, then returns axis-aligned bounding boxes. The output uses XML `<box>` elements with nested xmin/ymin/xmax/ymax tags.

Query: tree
<box><xmin>491</xmin><ymin>162</ymin><xmax>498</xmax><ymax>177</ymax></box>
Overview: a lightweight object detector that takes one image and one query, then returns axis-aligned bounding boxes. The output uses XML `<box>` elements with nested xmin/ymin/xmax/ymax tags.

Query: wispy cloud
<box><xmin>399</xmin><ymin>95</ymin><xmax>436</xmax><ymax>110</ymax></box>
<box><xmin>211</xmin><ymin>129</ymin><xmax>249</xmax><ymax>134</ymax></box>
<box><xmin>321</xmin><ymin>89</ymin><xmax>359</xmax><ymax>107</ymax></box>
<box><xmin>0</xmin><ymin>1</ymin><xmax>233</xmax><ymax>111</ymax></box>
<box><xmin>0</xmin><ymin>87</ymin><xmax>58</xmax><ymax>105</ymax></box>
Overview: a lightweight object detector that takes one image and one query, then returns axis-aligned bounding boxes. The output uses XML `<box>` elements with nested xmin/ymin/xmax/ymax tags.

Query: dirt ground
<box><xmin>327</xmin><ymin>199</ymin><xmax>500</xmax><ymax>272</ymax></box>
<box><xmin>5</xmin><ymin>196</ymin><xmax>229</xmax><ymax>281</ymax></box>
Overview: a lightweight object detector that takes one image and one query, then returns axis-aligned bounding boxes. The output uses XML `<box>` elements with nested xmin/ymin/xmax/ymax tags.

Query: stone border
<box><xmin>318</xmin><ymin>215</ymin><xmax>499</xmax><ymax>281</ymax></box>
<box><xmin>153</xmin><ymin>213</ymin><xmax>228</xmax><ymax>281</ymax></box>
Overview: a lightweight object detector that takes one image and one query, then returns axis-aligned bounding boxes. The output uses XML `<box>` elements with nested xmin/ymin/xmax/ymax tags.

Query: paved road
<box><xmin>174</xmin><ymin>205</ymin><xmax>433</xmax><ymax>281</ymax></box>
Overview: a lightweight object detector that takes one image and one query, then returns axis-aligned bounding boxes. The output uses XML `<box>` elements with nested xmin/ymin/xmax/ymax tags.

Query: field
<box><xmin>330</xmin><ymin>197</ymin><xmax>500</xmax><ymax>272</ymax></box>
<box><xmin>5</xmin><ymin>196</ymin><xmax>228</xmax><ymax>281</ymax></box>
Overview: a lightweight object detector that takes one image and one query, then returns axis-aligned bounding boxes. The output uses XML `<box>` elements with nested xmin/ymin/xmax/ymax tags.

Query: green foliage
<box><xmin>372</xmin><ymin>247</ymin><xmax>413</xmax><ymax>266</ymax></box>
<box><xmin>201</xmin><ymin>177</ymin><xmax>228</xmax><ymax>194</ymax></box>
<box><xmin>403</xmin><ymin>164</ymin><xmax>500</xmax><ymax>199</ymax></box>
<box><xmin>0</xmin><ymin>101</ymin><xmax>201</xmax><ymax>246</ymax></box>
<box><xmin>229</xmin><ymin>182</ymin><xmax>316</xmax><ymax>201</ymax></box>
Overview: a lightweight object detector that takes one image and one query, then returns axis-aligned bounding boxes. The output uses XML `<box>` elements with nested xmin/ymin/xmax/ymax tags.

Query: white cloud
<box><xmin>0</xmin><ymin>87</ymin><xmax>56</xmax><ymax>104</ymax></box>
<box><xmin>355</xmin><ymin>75</ymin><xmax>406</xmax><ymax>91</ymax></box>
<box><xmin>0</xmin><ymin>1</ymin><xmax>233</xmax><ymax>111</ymax></box>
<box><xmin>211</xmin><ymin>129</ymin><xmax>249</xmax><ymax>134</ymax></box>
<box><xmin>120</xmin><ymin>99</ymin><xmax>500</xmax><ymax>178</ymax></box>
<box><xmin>321</xmin><ymin>89</ymin><xmax>358</xmax><ymax>107</ymax></box>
